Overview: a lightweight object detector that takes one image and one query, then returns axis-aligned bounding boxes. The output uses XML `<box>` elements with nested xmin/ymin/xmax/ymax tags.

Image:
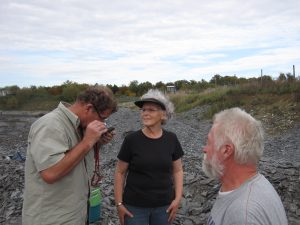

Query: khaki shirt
<box><xmin>22</xmin><ymin>102</ymin><xmax>89</xmax><ymax>225</ymax></box>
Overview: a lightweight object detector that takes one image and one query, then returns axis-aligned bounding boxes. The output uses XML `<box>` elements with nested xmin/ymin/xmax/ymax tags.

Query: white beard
<box><xmin>202</xmin><ymin>153</ymin><xmax>224</xmax><ymax>179</ymax></box>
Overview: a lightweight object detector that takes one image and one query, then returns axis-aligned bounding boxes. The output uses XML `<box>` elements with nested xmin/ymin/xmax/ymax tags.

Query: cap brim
<box><xmin>134</xmin><ymin>98</ymin><xmax>166</xmax><ymax>110</ymax></box>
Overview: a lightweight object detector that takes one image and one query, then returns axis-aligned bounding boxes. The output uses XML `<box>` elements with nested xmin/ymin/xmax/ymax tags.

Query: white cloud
<box><xmin>0</xmin><ymin>0</ymin><xmax>299</xmax><ymax>87</ymax></box>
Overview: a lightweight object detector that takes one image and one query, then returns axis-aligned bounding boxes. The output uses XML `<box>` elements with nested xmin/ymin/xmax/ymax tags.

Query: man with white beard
<box><xmin>202</xmin><ymin>107</ymin><xmax>288</xmax><ymax>225</ymax></box>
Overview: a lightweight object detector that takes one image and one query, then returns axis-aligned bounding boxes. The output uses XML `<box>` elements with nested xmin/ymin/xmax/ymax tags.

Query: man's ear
<box><xmin>85</xmin><ymin>103</ymin><xmax>93</xmax><ymax>112</ymax></box>
<box><xmin>222</xmin><ymin>143</ymin><xmax>234</xmax><ymax>159</ymax></box>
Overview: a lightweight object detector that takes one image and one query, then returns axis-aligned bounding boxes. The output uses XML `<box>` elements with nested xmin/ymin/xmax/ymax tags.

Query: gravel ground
<box><xmin>0</xmin><ymin>107</ymin><xmax>299</xmax><ymax>225</ymax></box>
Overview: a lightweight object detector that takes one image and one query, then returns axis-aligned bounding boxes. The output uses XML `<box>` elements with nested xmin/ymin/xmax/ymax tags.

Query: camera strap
<box><xmin>91</xmin><ymin>142</ymin><xmax>102</xmax><ymax>187</ymax></box>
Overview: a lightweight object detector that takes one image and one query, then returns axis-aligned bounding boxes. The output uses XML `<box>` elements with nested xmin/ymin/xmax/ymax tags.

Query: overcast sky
<box><xmin>1</xmin><ymin>0</ymin><xmax>299</xmax><ymax>88</ymax></box>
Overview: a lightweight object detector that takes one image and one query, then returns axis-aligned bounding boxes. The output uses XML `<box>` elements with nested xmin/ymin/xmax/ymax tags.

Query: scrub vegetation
<box><xmin>1</xmin><ymin>74</ymin><xmax>299</xmax><ymax>133</ymax></box>
<box><xmin>171</xmin><ymin>81</ymin><xmax>300</xmax><ymax>134</ymax></box>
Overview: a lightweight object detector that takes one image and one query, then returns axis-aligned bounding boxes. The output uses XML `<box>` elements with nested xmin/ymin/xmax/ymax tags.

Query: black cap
<box><xmin>134</xmin><ymin>98</ymin><xmax>166</xmax><ymax>110</ymax></box>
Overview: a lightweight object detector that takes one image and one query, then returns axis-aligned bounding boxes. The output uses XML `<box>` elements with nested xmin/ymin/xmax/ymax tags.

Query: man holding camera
<box><xmin>22</xmin><ymin>86</ymin><xmax>117</xmax><ymax>225</ymax></box>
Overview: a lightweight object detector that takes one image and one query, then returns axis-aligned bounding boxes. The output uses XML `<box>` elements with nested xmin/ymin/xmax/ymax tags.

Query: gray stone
<box><xmin>0</xmin><ymin>107</ymin><xmax>299</xmax><ymax>225</ymax></box>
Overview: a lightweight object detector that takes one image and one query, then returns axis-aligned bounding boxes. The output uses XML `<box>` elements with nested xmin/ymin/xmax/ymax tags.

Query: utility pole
<box><xmin>261</xmin><ymin>69</ymin><xmax>263</xmax><ymax>87</ymax></box>
<box><xmin>293</xmin><ymin>65</ymin><xmax>295</xmax><ymax>78</ymax></box>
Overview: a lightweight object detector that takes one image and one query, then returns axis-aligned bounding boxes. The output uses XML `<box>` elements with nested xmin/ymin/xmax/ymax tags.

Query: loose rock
<box><xmin>0</xmin><ymin>107</ymin><xmax>299</xmax><ymax>225</ymax></box>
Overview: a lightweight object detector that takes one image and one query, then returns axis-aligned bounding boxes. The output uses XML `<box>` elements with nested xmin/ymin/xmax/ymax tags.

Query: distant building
<box><xmin>0</xmin><ymin>89</ymin><xmax>11</xmax><ymax>96</ymax></box>
<box><xmin>166</xmin><ymin>85</ymin><xmax>176</xmax><ymax>93</ymax></box>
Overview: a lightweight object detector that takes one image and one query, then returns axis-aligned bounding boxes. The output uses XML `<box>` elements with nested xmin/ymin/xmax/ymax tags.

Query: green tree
<box><xmin>174</xmin><ymin>80</ymin><xmax>189</xmax><ymax>90</ymax></box>
<box><xmin>61</xmin><ymin>82</ymin><xmax>81</xmax><ymax>102</ymax></box>
<box><xmin>6</xmin><ymin>96</ymin><xmax>19</xmax><ymax>109</ymax></box>
<box><xmin>48</xmin><ymin>86</ymin><xmax>63</xmax><ymax>96</ymax></box>
<box><xmin>286</xmin><ymin>73</ymin><xmax>295</xmax><ymax>82</ymax></box>
<box><xmin>137</xmin><ymin>82</ymin><xmax>153</xmax><ymax>96</ymax></box>
<box><xmin>210</xmin><ymin>74</ymin><xmax>221</xmax><ymax>85</ymax></box>
<box><xmin>261</xmin><ymin>75</ymin><xmax>272</xmax><ymax>82</ymax></box>
<box><xmin>278</xmin><ymin>73</ymin><xmax>286</xmax><ymax>81</ymax></box>
<box><xmin>128</xmin><ymin>80</ymin><xmax>139</xmax><ymax>96</ymax></box>
<box><xmin>222</xmin><ymin>75</ymin><xmax>238</xmax><ymax>86</ymax></box>
<box><xmin>117</xmin><ymin>85</ymin><xmax>129</xmax><ymax>95</ymax></box>
<box><xmin>107</xmin><ymin>84</ymin><xmax>119</xmax><ymax>94</ymax></box>
<box><xmin>7</xmin><ymin>85</ymin><xmax>20</xmax><ymax>95</ymax></box>
<box><xmin>165</xmin><ymin>82</ymin><xmax>175</xmax><ymax>88</ymax></box>
<box><xmin>16</xmin><ymin>88</ymin><xmax>33</xmax><ymax>105</ymax></box>
<box><xmin>154</xmin><ymin>81</ymin><xmax>166</xmax><ymax>91</ymax></box>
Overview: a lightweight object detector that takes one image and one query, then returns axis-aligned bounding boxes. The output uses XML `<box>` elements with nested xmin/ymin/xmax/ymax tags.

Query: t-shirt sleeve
<box><xmin>172</xmin><ymin>133</ymin><xmax>184</xmax><ymax>161</ymax></box>
<box><xmin>29</xmin><ymin>122</ymin><xmax>68</xmax><ymax>171</ymax></box>
<box><xmin>117</xmin><ymin>136</ymin><xmax>131</xmax><ymax>163</ymax></box>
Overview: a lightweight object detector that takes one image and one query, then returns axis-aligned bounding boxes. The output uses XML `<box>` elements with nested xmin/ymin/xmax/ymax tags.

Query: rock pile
<box><xmin>0</xmin><ymin>107</ymin><xmax>299</xmax><ymax>225</ymax></box>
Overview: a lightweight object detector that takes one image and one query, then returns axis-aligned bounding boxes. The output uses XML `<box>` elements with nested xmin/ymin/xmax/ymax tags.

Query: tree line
<box><xmin>0</xmin><ymin>73</ymin><xmax>299</xmax><ymax>110</ymax></box>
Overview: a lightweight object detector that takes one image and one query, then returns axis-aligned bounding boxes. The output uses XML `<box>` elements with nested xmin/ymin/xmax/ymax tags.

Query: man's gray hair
<box><xmin>141</xmin><ymin>89</ymin><xmax>174</xmax><ymax>124</ymax></box>
<box><xmin>213</xmin><ymin>107</ymin><xmax>264</xmax><ymax>164</ymax></box>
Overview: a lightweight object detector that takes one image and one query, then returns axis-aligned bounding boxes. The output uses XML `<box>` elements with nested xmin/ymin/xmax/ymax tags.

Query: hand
<box><xmin>83</xmin><ymin>121</ymin><xmax>107</xmax><ymax>148</ymax></box>
<box><xmin>117</xmin><ymin>205</ymin><xmax>133</xmax><ymax>225</ymax></box>
<box><xmin>166</xmin><ymin>199</ymin><xmax>180</xmax><ymax>223</ymax></box>
<box><xmin>99</xmin><ymin>129</ymin><xmax>115</xmax><ymax>145</ymax></box>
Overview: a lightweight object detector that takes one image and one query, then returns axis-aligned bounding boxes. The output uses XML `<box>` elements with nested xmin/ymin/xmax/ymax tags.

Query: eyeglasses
<box><xmin>140</xmin><ymin>108</ymin><xmax>162</xmax><ymax>113</ymax></box>
<box><xmin>91</xmin><ymin>103</ymin><xmax>107</xmax><ymax>121</ymax></box>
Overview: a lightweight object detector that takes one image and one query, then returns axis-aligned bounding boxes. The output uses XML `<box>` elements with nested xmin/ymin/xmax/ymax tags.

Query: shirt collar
<box><xmin>58</xmin><ymin>101</ymin><xmax>81</xmax><ymax>129</ymax></box>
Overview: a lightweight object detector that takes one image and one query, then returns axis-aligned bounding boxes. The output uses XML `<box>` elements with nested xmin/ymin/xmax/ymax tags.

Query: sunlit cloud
<box><xmin>0</xmin><ymin>0</ymin><xmax>299</xmax><ymax>87</ymax></box>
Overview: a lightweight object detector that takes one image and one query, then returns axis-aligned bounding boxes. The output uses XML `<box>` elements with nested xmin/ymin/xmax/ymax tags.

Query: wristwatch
<box><xmin>116</xmin><ymin>202</ymin><xmax>123</xmax><ymax>207</ymax></box>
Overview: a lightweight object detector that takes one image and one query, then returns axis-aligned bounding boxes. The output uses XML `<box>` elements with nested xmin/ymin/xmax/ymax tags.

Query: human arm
<box><xmin>114</xmin><ymin>160</ymin><xmax>133</xmax><ymax>225</ymax></box>
<box><xmin>167</xmin><ymin>158</ymin><xmax>183</xmax><ymax>223</ymax></box>
<box><xmin>40</xmin><ymin>120</ymin><xmax>107</xmax><ymax>184</ymax></box>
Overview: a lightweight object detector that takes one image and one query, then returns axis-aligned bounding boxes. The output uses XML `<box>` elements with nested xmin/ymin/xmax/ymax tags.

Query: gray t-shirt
<box><xmin>22</xmin><ymin>102</ymin><xmax>90</xmax><ymax>225</ymax></box>
<box><xmin>207</xmin><ymin>173</ymin><xmax>288</xmax><ymax>225</ymax></box>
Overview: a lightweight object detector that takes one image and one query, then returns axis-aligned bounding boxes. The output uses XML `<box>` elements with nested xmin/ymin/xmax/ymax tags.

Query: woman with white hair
<box><xmin>114</xmin><ymin>89</ymin><xmax>184</xmax><ymax>225</ymax></box>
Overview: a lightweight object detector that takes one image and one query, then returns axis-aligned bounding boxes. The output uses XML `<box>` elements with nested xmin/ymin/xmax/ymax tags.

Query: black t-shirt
<box><xmin>117</xmin><ymin>129</ymin><xmax>184</xmax><ymax>207</ymax></box>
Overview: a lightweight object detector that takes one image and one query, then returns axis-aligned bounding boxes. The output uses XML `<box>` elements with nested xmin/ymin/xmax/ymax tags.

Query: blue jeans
<box><xmin>124</xmin><ymin>204</ymin><xmax>171</xmax><ymax>225</ymax></box>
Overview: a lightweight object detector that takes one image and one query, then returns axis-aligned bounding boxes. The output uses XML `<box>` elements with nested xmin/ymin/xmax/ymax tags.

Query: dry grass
<box><xmin>170</xmin><ymin>86</ymin><xmax>300</xmax><ymax>135</ymax></box>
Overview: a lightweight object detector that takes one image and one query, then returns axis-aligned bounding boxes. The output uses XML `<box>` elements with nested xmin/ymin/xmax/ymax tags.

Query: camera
<box><xmin>106</xmin><ymin>127</ymin><xmax>115</xmax><ymax>133</ymax></box>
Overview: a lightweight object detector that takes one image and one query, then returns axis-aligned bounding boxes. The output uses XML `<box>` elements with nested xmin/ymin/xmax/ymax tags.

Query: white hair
<box><xmin>141</xmin><ymin>89</ymin><xmax>174</xmax><ymax>124</ymax></box>
<box><xmin>212</xmin><ymin>107</ymin><xmax>264</xmax><ymax>164</ymax></box>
